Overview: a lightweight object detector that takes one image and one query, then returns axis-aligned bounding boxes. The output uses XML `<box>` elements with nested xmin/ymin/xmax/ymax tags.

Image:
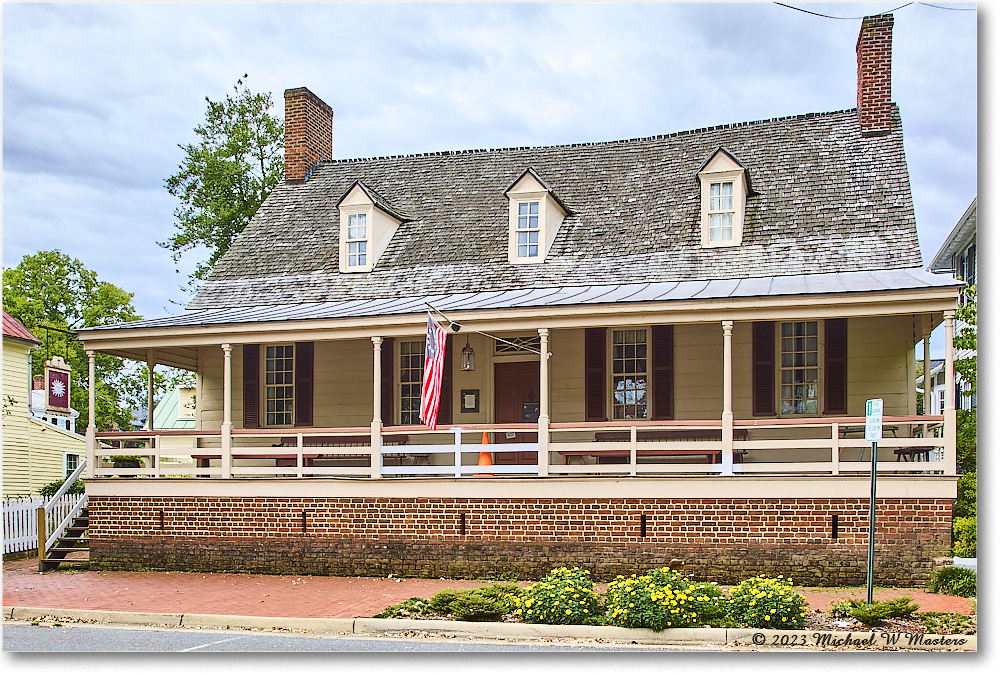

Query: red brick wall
<box><xmin>856</xmin><ymin>14</ymin><xmax>894</xmax><ymax>136</ymax></box>
<box><xmin>283</xmin><ymin>87</ymin><xmax>333</xmax><ymax>182</ymax></box>
<box><xmin>88</xmin><ymin>496</ymin><xmax>951</xmax><ymax>586</ymax></box>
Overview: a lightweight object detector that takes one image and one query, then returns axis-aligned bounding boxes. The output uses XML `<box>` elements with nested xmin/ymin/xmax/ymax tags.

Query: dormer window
<box><xmin>709</xmin><ymin>181</ymin><xmax>734</xmax><ymax>243</ymax></box>
<box><xmin>517</xmin><ymin>201</ymin><xmax>540</xmax><ymax>258</ymax></box>
<box><xmin>346</xmin><ymin>213</ymin><xmax>368</xmax><ymax>268</ymax></box>
<box><xmin>505</xmin><ymin>168</ymin><xmax>570</xmax><ymax>264</ymax></box>
<box><xmin>336</xmin><ymin>182</ymin><xmax>409</xmax><ymax>273</ymax></box>
<box><xmin>697</xmin><ymin>148</ymin><xmax>752</xmax><ymax>248</ymax></box>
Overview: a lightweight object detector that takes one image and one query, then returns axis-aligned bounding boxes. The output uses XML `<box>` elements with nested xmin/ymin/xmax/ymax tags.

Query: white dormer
<box><xmin>336</xmin><ymin>182</ymin><xmax>407</xmax><ymax>273</ymax></box>
<box><xmin>505</xmin><ymin>168</ymin><xmax>569</xmax><ymax>264</ymax></box>
<box><xmin>697</xmin><ymin>148</ymin><xmax>751</xmax><ymax>248</ymax></box>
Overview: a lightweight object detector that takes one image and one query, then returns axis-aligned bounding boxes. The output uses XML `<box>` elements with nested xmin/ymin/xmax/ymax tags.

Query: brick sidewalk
<box><xmin>2</xmin><ymin>557</ymin><xmax>974</xmax><ymax>619</ymax></box>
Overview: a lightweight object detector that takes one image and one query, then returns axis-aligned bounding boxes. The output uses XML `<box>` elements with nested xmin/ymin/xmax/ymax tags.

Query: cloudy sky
<box><xmin>2</xmin><ymin>1</ymin><xmax>980</xmax><ymax>354</ymax></box>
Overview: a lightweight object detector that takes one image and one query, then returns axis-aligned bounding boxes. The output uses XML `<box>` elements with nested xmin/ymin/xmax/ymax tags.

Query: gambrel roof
<box><xmin>190</xmin><ymin>106</ymin><xmax>922</xmax><ymax>311</ymax></box>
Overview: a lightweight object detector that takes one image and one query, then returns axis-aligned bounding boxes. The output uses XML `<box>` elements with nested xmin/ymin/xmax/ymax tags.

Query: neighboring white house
<box><xmin>927</xmin><ymin>198</ymin><xmax>976</xmax><ymax>411</ymax></box>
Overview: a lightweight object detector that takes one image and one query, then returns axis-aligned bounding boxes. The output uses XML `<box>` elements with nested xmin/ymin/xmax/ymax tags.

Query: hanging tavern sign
<box><xmin>45</xmin><ymin>355</ymin><xmax>72</xmax><ymax>415</ymax></box>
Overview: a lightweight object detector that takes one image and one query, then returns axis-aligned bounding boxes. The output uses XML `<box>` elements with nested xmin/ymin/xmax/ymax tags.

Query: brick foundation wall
<box><xmin>89</xmin><ymin>496</ymin><xmax>951</xmax><ymax>586</ymax></box>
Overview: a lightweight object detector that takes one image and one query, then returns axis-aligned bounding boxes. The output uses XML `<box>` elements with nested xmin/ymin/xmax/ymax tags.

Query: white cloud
<box><xmin>2</xmin><ymin>1</ymin><xmax>981</xmax><ymax>332</ymax></box>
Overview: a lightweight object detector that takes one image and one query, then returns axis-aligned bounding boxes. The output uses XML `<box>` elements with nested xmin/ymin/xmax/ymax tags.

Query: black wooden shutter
<box><xmin>651</xmin><ymin>325</ymin><xmax>674</xmax><ymax>420</ymax></box>
<box><xmin>752</xmin><ymin>322</ymin><xmax>775</xmax><ymax>416</ymax></box>
<box><xmin>243</xmin><ymin>344</ymin><xmax>260</xmax><ymax>428</ymax></box>
<box><xmin>294</xmin><ymin>341</ymin><xmax>314</xmax><ymax>427</ymax></box>
<box><xmin>824</xmin><ymin>319</ymin><xmax>848</xmax><ymax>415</ymax></box>
<box><xmin>381</xmin><ymin>337</ymin><xmax>394</xmax><ymax>425</ymax></box>
<box><xmin>585</xmin><ymin>327</ymin><xmax>607</xmax><ymax>421</ymax></box>
<box><xmin>438</xmin><ymin>338</ymin><xmax>453</xmax><ymax>425</ymax></box>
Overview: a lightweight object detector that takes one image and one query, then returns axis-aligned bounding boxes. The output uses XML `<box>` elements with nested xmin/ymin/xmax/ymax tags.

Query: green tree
<box><xmin>954</xmin><ymin>284</ymin><xmax>976</xmax><ymax>396</ymax></box>
<box><xmin>3</xmin><ymin>250</ymin><xmax>142</xmax><ymax>430</ymax></box>
<box><xmin>953</xmin><ymin>284</ymin><xmax>976</xmax><ymax>473</ymax></box>
<box><xmin>160</xmin><ymin>75</ymin><xmax>284</xmax><ymax>287</ymax></box>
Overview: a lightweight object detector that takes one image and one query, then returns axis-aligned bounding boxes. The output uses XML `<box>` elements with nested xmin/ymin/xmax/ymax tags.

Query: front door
<box><xmin>493</xmin><ymin>361</ymin><xmax>539</xmax><ymax>465</ymax></box>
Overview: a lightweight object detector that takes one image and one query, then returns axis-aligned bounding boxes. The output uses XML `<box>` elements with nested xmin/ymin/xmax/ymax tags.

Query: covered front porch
<box><xmin>77</xmin><ymin>275</ymin><xmax>961</xmax><ymax>484</ymax></box>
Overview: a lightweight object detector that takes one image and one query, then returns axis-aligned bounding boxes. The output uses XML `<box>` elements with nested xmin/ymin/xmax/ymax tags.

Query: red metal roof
<box><xmin>2</xmin><ymin>310</ymin><xmax>41</xmax><ymax>344</ymax></box>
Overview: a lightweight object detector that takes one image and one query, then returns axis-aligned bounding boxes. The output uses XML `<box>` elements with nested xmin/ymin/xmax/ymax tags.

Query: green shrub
<box><xmin>511</xmin><ymin>566</ymin><xmax>601</xmax><ymax>625</ymax></box>
<box><xmin>919</xmin><ymin>612</ymin><xmax>976</xmax><ymax>635</ymax></box>
<box><xmin>953</xmin><ymin>517</ymin><xmax>976</xmax><ymax>557</ymax></box>
<box><xmin>373</xmin><ymin>596</ymin><xmax>434</xmax><ymax>618</ymax></box>
<box><xmin>38</xmin><ymin>478</ymin><xmax>84</xmax><ymax>497</ymax></box>
<box><xmin>953</xmin><ymin>472</ymin><xmax>976</xmax><ymax>518</ymax></box>
<box><xmin>928</xmin><ymin>567</ymin><xmax>977</xmax><ymax>598</ymax></box>
<box><xmin>428</xmin><ymin>584</ymin><xmax>520</xmax><ymax>622</ymax></box>
<box><xmin>726</xmin><ymin>575</ymin><xmax>807</xmax><ymax>629</ymax></box>
<box><xmin>603</xmin><ymin>568</ymin><xmax>727</xmax><ymax>631</ymax></box>
<box><xmin>828</xmin><ymin>596</ymin><xmax>919</xmax><ymax>626</ymax></box>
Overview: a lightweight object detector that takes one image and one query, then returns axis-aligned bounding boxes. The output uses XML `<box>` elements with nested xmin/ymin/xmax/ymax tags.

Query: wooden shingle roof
<box><xmin>189</xmin><ymin>106</ymin><xmax>922</xmax><ymax>311</ymax></box>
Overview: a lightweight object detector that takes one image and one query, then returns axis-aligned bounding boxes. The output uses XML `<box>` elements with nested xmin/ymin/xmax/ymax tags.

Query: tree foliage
<box><xmin>3</xmin><ymin>251</ymin><xmax>141</xmax><ymax>430</ymax></box>
<box><xmin>954</xmin><ymin>284</ymin><xmax>976</xmax><ymax>396</ymax></box>
<box><xmin>160</xmin><ymin>76</ymin><xmax>284</xmax><ymax>287</ymax></box>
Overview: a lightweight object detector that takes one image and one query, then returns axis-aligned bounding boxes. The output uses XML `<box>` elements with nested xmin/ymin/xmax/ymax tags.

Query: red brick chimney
<box><xmin>283</xmin><ymin>87</ymin><xmax>333</xmax><ymax>182</ymax></box>
<box><xmin>856</xmin><ymin>14</ymin><xmax>894</xmax><ymax>137</ymax></box>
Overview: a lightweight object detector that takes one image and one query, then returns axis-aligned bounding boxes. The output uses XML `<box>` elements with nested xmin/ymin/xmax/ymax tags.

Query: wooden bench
<box><xmin>560</xmin><ymin>429</ymin><xmax>748</xmax><ymax>465</ymax></box>
<box><xmin>894</xmin><ymin>446</ymin><xmax>935</xmax><ymax>462</ymax></box>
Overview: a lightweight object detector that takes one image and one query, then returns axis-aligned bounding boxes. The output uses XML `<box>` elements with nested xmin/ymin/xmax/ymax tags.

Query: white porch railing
<box><xmin>92</xmin><ymin>415</ymin><xmax>949</xmax><ymax>480</ymax></box>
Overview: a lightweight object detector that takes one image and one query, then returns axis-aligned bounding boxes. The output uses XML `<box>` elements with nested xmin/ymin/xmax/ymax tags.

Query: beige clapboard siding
<box><xmin>3</xmin><ymin>339</ymin><xmax>33</xmax><ymax>495</ymax></box>
<box><xmin>193</xmin><ymin>317</ymin><xmax>919</xmax><ymax>429</ymax></box>
<box><xmin>26</xmin><ymin>418</ymin><xmax>84</xmax><ymax>494</ymax></box>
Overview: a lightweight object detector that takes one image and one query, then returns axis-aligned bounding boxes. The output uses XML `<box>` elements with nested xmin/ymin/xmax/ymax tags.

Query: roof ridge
<box><xmin>325</xmin><ymin>108</ymin><xmax>860</xmax><ymax>165</ymax></box>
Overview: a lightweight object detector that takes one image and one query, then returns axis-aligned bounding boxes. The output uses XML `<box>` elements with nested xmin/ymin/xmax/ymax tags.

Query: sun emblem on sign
<box><xmin>50</xmin><ymin>380</ymin><xmax>66</xmax><ymax>397</ymax></box>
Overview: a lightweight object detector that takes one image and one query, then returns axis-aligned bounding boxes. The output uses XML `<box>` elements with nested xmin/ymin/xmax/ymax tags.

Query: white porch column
<box><xmin>922</xmin><ymin>328</ymin><xmax>932</xmax><ymax>415</ymax></box>
<box><xmin>944</xmin><ymin>310</ymin><xmax>957</xmax><ymax>475</ymax></box>
<box><xmin>146</xmin><ymin>351</ymin><xmax>155</xmax><ymax>431</ymax></box>
<box><xmin>721</xmin><ymin>320</ymin><xmax>735</xmax><ymax>476</ymax></box>
<box><xmin>86</xmin><ymin>350</ymin><xmax>96</xmax><ymax>478</ymax></box>
<box><xmin>538</xmin><ymin>328</ymin><xmax>551</xmax><ymax>478</ymax></box>
<box><xmin>371</xmin><ymin>336</ymin><xmax>383</xmax><ymax>479</ymax></box>
<box><xmin>221</xmin><ymin>344</ymin><xmax>232</xmax><ymax>479</ymax></box>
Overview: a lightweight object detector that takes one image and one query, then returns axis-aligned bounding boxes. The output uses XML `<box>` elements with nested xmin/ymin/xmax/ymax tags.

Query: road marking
<box><xmin>178</xmin><ymin>636</ymin><xmax>247</xmax><ymax>652</ymax></box>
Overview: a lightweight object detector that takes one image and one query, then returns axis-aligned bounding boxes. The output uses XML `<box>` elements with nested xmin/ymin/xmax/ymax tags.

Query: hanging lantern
<box><xmin>460</xmin><ymin>340</ymin><xmax>476</xmax><ymax>371</ymax></box>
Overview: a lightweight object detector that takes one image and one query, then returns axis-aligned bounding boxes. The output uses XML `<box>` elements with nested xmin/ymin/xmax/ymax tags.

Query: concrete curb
<box><xmin>3</xmin><ymin>607</ymin><xmax>976</xmax><ymax>651</ymax></box>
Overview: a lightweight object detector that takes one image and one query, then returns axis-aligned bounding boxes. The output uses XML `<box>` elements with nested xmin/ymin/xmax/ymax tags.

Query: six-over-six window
<box><xmin>709</xmin><ymin>181</ymin><xmax>735</xmax><ymax>243</ymax></box>
<box><xmin>264</xmin><ymin>344</ymin><xmax>295</xmax><ymax>426</ymax></box>
<box><xmin>400</xmin><ymin>340</ymin><xmax>424</xmax><ymax>424</ymax></box>
<box><xmin>612</xmin><ymin>329</ymin><xmax>648</xmax><ymax>419</ymax></box>
<box><xmin>779</xmin><ymin>321</ymin><xmax>819</xmax><ymax>414</ymax></box>
<box><xmin>346</xmin><ymin>213</ymin><xmax>368</xmax><ymax>268</ymax></box>
<box><xmin>516</xmin><ymin>201</ymin><xmax>540</xmax><ymax>258</ymax></box>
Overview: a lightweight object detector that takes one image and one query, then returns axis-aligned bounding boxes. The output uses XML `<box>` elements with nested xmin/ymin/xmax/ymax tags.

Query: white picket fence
<box><xmin>3</xmin><ymin>494</ymin><xmax>85</xmax><ymax>555</ymax></box>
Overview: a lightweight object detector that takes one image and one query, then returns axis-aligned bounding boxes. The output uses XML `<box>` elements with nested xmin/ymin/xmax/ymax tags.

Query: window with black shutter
<box><xmin>243</xmin><ymin>344</ymin><xmax>260</xmax><ymax>428</ymax></box>
<box><xmin>651</xmin><ymin>325</ymin><xmax>674</xmax><ymax>420</ymax></box>
<box><xmin>823</xmin><ymin>319</ymin><xmax>848</xmax><ymax>415</ymax></box>
<box><xmin>584</xmin><ymin>328</ymin><xmax>607</xmax><ymax>421</ymax></box>
<box><xmin>752</xmin><ymin>322</ymin><xmax>775</xmax><ymax>416</ymax></box>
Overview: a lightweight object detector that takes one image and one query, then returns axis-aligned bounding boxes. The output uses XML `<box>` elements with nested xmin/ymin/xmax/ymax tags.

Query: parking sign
<box><xmin>865</xmin><ymin>398</ymin><xmax>883</xmax><ymax>442</ymax></box>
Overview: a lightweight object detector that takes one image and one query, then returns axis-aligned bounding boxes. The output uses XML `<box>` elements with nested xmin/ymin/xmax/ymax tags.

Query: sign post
<box><xmin>864</xmin><ymin>398</ymin><xmax>883</xmax><ymax>604</ymax></box>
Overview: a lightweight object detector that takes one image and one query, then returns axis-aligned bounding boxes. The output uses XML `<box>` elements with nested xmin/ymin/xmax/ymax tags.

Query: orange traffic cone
<box><xmin>475</xmin><ymin>431</ymin><xmax>493</xmax><ymax>476</ymax></box>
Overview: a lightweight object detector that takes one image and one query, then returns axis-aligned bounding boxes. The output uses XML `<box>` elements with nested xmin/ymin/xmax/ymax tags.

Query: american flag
<box><xmin>419</xmin><ymin>313</ymin><xmax>449</xmax><ymax>429</ymax></box>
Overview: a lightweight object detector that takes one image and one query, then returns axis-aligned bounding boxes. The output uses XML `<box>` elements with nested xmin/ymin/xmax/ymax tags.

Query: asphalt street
<box><xmin>3</xmin><ymin>623</ymin><xmax>684</xmax><ymax>652</ymax></box>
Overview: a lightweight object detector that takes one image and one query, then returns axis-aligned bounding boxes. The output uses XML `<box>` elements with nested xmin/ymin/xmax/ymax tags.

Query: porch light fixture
<box><xmin>460</xmin><ymin>340</ymin><xmax>475</xmax><ymax>371</ymax></box>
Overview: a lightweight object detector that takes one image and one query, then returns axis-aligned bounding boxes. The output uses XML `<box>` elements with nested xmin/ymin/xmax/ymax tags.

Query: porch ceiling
<box><xmin>103</xmin><ymin>346</ymin><xmax>199</xmax><ymax>371</ymax></box>
<box><xmin>77</xmin><ymin>268</ymin><xmax>961</xmax><ymax>350</ymax></box>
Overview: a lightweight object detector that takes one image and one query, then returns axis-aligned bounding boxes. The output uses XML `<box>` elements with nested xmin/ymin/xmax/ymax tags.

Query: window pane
<box><xmin>529</xmin><ymin>202</ymin><xmax>538</xmax><ymax>215</ymax></box>
<box><xmin>722</xmin><ymin>182</ymin><xmax>733</xmax><ymax>196</ymax></box>
<box><xmin>519</xmin><ymin>202</ymin><xmax>529</xmax><ymax>215</ymax></box>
